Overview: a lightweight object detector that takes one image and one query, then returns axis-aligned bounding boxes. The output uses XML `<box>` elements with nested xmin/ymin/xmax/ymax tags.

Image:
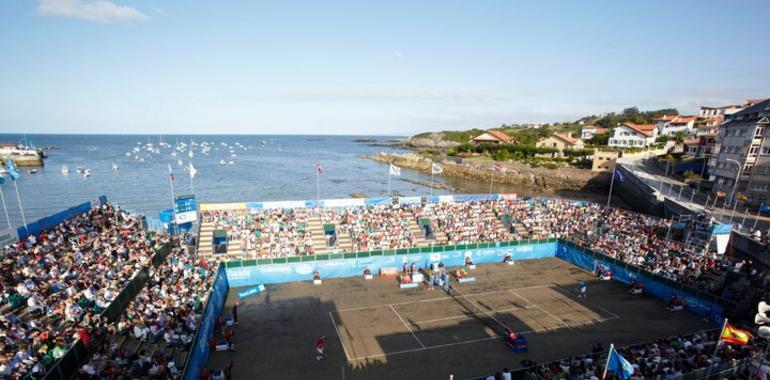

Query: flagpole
<box><xmin>0</xmin><ymin>187</ymin><xmax>10</xmax><ymax>229</ymax></box>
<box><xmin>189</xmin><ymin>161</ymin><xmax>194</xmax><ymax>195</ymax></box>
<box><xmin>316</xmin><ymin>170</ymin><xmax>321</xmax><ymax>202</ymax></box>
<box><xmin>607</xmin><ymin>163</ymin><xmax>617</xmax><ymax>208</ymax></box>
<box><xmin>12</xmin><ymin>181</ymin><xmax>27</xmax><ymax>233</ymax></box>
<box><xmin>430</xmin><ymin>167</ymin><xmax>434</xmax><ymax>197</ymax></box>
<box><xmin>706</xmin><ymin>318</ymin><xmax>728</xmax><ymax>379</ymax></box>
<box><xmin>602</xmin><ymin>343</ymin><xmax>614</xmax><ymax>380</ymax></box>
<box><xmin>169</xmin><ymin>167</ymin><xmax>178</xmax><ymax>239</ymax></box>
<box><xmin>489</xmin><ymin>167</ymin><xmax>494</xmax><ymax>196</ymax></box>
<box><xmin>189</xmin><ymin>138</ymin><xmax>195</xmax><ymax>195</ymax></box>
<box><xmin>387</xmin><ymin>168</ymin><xmax>391</xmax><ymax>196</ymax></box>
<box><xmin>712</xmin><ymin>318</ymin><xmax>728</xmax><ymax>359</ymax></box>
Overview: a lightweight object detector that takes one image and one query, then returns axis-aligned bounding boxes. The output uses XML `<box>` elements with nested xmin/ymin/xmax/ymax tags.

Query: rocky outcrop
<box><xmin>401</xmin><ymin>133</ymin><xmax>461</xmax><ymax>149</ymax></box>
<box><xmin>368</xmin><ymin>152</ymin><xmax>608</xmax><ymax>194</ymax></box>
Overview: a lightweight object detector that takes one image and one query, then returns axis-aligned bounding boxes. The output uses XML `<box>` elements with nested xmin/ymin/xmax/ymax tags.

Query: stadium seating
<box><xmin>521</xmin><ymin>328</ymin><xmax>753</xmax><ymax>379</ymax></box>
<box><xmin>0</xmin><ymin>203</ymin><xmax>168</xmax><ymax>379</ymax></box>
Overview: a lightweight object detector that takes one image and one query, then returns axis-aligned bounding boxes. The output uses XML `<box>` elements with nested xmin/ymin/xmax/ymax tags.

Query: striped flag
<box><xmin>720</xmin><ymin>323</ymin><xmax>752</xmax><ymax>345</ymax></box>
<box><xmin>316</xmin><ymin>163</ymin><xmax>323</xmax><ymax>174</ymax></box>
<box><xmin>492</xmin><ymin>163</ymin><xmax>503</xmax><ymax>172</ymax></box>
<box><xmin>168</xmin><ymin>164</ymin><xmax>174</xmax><ymax>182</ymax></box>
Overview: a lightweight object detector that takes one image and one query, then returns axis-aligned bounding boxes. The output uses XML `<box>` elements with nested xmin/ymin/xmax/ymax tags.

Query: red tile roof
<box><xmin>553</xmin><ymin>133</ymin><xmax>580</xmax><ymax>146</ymax></box>
<box><xmin>486</xmin><ymin>130</ymin><xmax>514</xmax><ymax>142</ymax></box>
<box><xmin>582</xmin><ymin>126</ymin><xmax>608</xmax><ymax>134</ymax></box>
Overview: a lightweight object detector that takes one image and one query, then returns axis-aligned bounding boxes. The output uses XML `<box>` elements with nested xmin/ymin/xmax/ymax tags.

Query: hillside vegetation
<box><xmin>412</xmin><ymin>106</ymin><xmax>679</xmax><ymax>146</ymax></box>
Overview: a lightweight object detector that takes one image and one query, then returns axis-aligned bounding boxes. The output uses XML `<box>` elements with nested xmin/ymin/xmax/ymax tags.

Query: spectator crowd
<box><xmin>0</xmin><ymin>203</ymin><xmax>168</xmax><ymax>379</ymax></box>
<box><xmin>521</xmin><ymin>329</ymin><xmax>756</xmax><ymax>379</ymax></box>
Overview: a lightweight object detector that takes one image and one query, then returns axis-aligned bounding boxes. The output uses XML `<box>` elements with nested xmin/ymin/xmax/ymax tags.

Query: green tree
<box><xmin>588</xmin><ymin>132</ymin><xmax>610</xmax><ymax>146</ymax></box>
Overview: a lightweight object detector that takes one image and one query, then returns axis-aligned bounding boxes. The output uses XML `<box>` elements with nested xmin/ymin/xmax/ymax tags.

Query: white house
<box><xmin>654</xmin><ymin>115</ymin><xmax>696</xmax><ymax>137</ymax></box>
<box><xmin>580</xmin><ymin>125</ymin><xmax>608</xmax><ymax>140</ymax></box>
<box><xmin>608</xmin><ymin>122</ymin><xmax>658</xmax><ymax>148</ymax></box>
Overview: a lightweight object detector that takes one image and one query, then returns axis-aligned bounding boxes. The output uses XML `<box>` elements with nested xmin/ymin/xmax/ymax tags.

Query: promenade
<box><xmin>619</xmin><ymin>157</ymin><xmax>770</xmax><ymax>249</ymax></box>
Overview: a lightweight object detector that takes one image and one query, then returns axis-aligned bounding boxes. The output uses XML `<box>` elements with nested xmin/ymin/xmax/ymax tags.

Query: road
<box><xmin>620</xmin><ymin>158</ymin><xmax>770</xmax><ymax>234</ymax></box>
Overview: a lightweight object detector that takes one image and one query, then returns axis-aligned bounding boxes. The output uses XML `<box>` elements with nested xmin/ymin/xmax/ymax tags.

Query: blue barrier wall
<box><xmin>18</xmin><ymin>196</ymin><xmax>107</xmax><ymax>240</ymax></box>
<box><xmin>184</xmin><ymin>264</ymin><xmax>230</xmax><ymax>380</ymax></box>
<box><xmin>556</xmin><ymin>243</ymin><xmax>724</xmax><ymax>324</ymax></box>
<box><xmin>226</xmin><ymin>241</ymin><xmax>558</xmax><ymax>287</ymax></box>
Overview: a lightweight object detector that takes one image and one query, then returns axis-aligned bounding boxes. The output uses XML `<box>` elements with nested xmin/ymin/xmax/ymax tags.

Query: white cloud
<box><xmin>37</xmin><ymin>0</ymin><xmax>148</xmax><ymax>23</ymax></box>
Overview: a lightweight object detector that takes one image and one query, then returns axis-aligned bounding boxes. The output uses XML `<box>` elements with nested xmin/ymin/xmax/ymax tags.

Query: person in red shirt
<box><xmin>78</xmin><ymin>327</ymin><xmax>91</xmax><ymax>347</ymax></box>
<box><xmin>315</xmin><ymin>336</ymin><xmax>325</xmax><ymax>360</ymax></box>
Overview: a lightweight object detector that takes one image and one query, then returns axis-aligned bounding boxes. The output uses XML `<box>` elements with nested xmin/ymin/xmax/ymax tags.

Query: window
<box><xmin>749</xmin><ymin>146</ymin><xmax>759</xmax><ymax>156</ymax></box>
<box><xmin>744</xmin><ymin>164</ymin><xmax>754</xmax><ymax>173</ymax></box>
<box><xmin>756</xmin><ymin>127</ymin><xmax>766</xmax><ymax>137</ymax></box>
<box><xmin>762</xmin><ymin>147</ymin><xmax>770</xmax><ymax>155</ymax></box>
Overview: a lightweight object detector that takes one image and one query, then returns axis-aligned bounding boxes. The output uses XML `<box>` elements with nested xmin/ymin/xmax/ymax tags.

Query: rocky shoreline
<box><xmin>366</xmin><ymin>152</ymin><xmax>610</xmax><ymax>197</ymax></box>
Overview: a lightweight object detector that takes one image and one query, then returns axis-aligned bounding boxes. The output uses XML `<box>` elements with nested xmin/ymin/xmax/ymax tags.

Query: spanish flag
<box><xmin>720</xmin><ymin>323</ymin><xmax>752</xmax><ymax>345</ymax></box>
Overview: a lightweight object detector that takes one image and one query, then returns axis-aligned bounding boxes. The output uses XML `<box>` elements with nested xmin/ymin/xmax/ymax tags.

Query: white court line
<box><xmin>335</xmin><ymin>283</ymin><xmax>552</xmax><ymax>313</ymax></box>
<box><xmin>510</xmin><ymin>291</ymin><xmax>566</xmax><ymax>330</ymax></box>
<box><xmin>347</xmin><ymin>314</ymin><xmax>620</xmax><ymax>361</ymax></box>
<box><xmin>414</xmin><ymin>305</ymin><xmax>532</xmax><ymax>325</ymax></box>
<box><xmin>389</xmin><ymin>304</ymin><xmax>426</xmax><ymax>348</ymax></box>
<box><xmin>551</xmin><ymin>283</ymin><xmax>621</xmax><ymax>319</ymax></box>
<box><xmin>451</xmin><ymin>288</ymin><xmax>510</xmax><ymax>332</ymax></box>
<box><xmin>328</xmin><ymin>312</ymin><xmax>351</xmax><ymax>361</ymax></box>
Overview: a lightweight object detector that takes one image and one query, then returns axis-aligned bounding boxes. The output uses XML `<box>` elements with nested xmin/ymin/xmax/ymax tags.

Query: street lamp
<box><xmin>724</xmin><ymin>158</ymin><xmax>743</xmax><ymax>207</ymax></box>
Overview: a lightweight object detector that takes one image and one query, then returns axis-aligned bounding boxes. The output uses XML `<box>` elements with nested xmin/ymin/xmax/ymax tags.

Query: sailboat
<box><xmin>219</xmin><ymin>159</ymin><xmax>226</xmax><ymax>166</ymax></box>
<box><xmin>61</xmin><ymin>165</ymin><xmax>69</xmax><ymax>175</ymax></box>
<box><xmin>111</xmin><ymin>163</ymin><xmax>119</xmax><ymax>171</ymax></box>
<box><xmin>177</xmin><ymin>159</ymin><xmax>183</xmax><ymax>167</ymax></box>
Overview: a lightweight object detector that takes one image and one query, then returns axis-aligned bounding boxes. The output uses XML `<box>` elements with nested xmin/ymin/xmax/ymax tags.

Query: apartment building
<box><xmin>711</xmin><ymin>98</ymin><xmax>770</xmax><ymax>205</ymax></box>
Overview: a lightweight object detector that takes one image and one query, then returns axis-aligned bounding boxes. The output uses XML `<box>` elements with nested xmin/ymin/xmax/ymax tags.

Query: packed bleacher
<box><xmin>76</xmin><ymin>245</ymin><xmax>218</xmax><ymax>379</ymax></box>
<box><xmin>200</xmin><ymin>199</ymin><xmax>736</xmax><ymax>291</ymax></box>
<box><xmin>518</xmin><ymin>328</ymin><xmax>756</xmax><ymax>379</ymax></box>
<box><xmin>0</xmin><ymin>203</ymin><xmax>169</xmax><ymax>379</ymax></box>
<box><xmin>6</xmin><ymin>196</ymin><xmax>762</xmax><ymax>379</ymax></box>
<box><xmin>201</xmin><ymin>208</ymin><xmax>315</xmax><ymax>259</ymax></box>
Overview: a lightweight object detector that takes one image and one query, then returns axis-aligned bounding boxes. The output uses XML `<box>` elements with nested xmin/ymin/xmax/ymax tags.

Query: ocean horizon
<box><xmin>0</xmin><ymin>133</ymin><xmax>450</xmax><ymax>231</ymax></box>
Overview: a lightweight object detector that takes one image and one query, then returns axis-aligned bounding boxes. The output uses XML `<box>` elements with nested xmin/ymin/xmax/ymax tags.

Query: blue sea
<box><xmin>0</xmin><ymin>134</ymin><xmax>454</xmax><ymax>230</ymax></box>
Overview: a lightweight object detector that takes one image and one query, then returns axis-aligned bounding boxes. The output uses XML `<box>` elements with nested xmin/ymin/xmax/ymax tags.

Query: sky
<box><xmin>0</xmin><ymin>0</ymin><xmax>768</xmax><ymax>136</ymax></box>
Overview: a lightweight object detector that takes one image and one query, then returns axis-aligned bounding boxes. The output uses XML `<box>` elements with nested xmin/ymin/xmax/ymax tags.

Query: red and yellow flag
<box><xmin>720</xmin><ymin>323</ymin><xmax>752</xmax><ymax>345</ymax></box>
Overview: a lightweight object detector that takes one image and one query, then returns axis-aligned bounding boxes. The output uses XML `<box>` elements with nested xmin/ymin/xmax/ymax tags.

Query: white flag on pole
<box><xmin>432</xmin><ymin>163</ymin><xmax>443</xmax><ymax>174</ymax></box>
<box><xmin>389</xmin><ymin>164</ymin><xmax>401</xmax><ymax>176</ymax></box>
<box><xmin>189</xmin><ymin>162</ymin><xmax>197</xmax><ymax>179</ymax></box>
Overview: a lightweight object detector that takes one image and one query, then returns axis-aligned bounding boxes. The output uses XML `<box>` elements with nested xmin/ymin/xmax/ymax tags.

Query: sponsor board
<box><xmin>237</xmin><ymin>284</ymin><xmax>265</xmax><ymax>300</ymax></box>
<box><xmin>225</xmin><ymin>242</ymin><xmax>558</xmax><ymax>287</ymax></box>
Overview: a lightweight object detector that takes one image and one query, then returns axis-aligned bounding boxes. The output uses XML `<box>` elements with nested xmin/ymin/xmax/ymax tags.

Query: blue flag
<box><xmin>614</xmin><ymin>168</ymin><xmax>624</xmax><ymax>183</ymax></box>
<box><xmin>607</xmin><ymin>346</ymin><xmax>634</xmax><ymax>379</ymax></box>
<box><xmin>5</xmin><ymin>160</ymin><xmax>20</xmax><ymax>181</ymax></box>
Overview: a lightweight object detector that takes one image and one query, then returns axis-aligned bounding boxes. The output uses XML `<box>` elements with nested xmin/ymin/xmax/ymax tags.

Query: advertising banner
<box><xmin>226</xmin><ymin>242</ymin><xmax>558</xmax><ymax>288</ymax></box>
